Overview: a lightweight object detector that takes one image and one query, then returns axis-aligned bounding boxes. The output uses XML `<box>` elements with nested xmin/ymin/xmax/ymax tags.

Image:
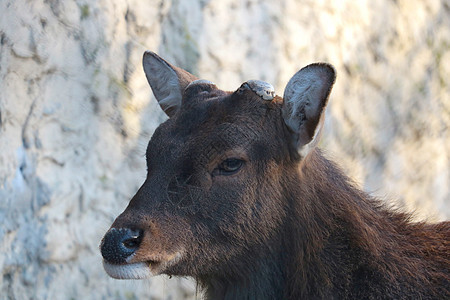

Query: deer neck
<box><xmin>200</xmin><ymin>252</ymin><xmax>287</xmax><ymax>300</ymax></box>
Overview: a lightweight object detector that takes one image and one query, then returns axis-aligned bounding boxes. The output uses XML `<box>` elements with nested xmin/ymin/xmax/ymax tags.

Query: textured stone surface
<box><xmin>0</xmin><ymin>0</ymin><xmax>448</xmax><ymax>299</ymax></box>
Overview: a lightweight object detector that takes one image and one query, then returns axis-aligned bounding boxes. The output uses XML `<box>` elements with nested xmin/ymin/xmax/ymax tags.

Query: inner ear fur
<box><xmin>282</xmin><ymin>63</ymin><xmax>336</xmax><ymax>157</ymax></box>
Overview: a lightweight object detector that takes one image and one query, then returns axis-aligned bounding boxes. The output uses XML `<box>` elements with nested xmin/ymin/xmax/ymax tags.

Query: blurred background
<box><xmin>0</xmin><ymin>0</ymin><xmax>449</xmax><ymax>299</ymax></box>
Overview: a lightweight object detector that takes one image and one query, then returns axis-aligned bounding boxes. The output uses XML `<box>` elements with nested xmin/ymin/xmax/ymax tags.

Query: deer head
<box><xmin>100</xmin><ymin>51</ymin><xmax>336</xmax><ymax>280</ymax></box>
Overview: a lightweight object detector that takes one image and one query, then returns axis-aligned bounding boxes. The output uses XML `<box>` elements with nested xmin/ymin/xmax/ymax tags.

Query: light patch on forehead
<box><xmin>243</xmin><ymin>80</ymin><xmax>275</xmax><ymax>100</ymax></box>
<box><xmin>186</xmin><ymin>79</ymin><xmax>215</xmax><ymax>89</ymax></box>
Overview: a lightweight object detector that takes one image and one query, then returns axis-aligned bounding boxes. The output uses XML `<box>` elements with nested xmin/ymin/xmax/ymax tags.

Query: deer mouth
<box><xmin>103</xmin><ymin>253</ymin><xmax>183</xmax><ymax>279</ymax></box>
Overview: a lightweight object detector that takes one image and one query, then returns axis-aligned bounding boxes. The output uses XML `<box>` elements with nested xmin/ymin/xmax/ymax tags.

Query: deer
<box><xmin>100</xmin><ymin>51</ymin><xmax>450</xmax><ymax>299</ymax></box>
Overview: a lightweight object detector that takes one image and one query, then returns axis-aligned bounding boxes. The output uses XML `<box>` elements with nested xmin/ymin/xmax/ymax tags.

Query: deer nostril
<box><xmin>123</xmin><ymin>239</ymin><xmax>138</xmax><ymax>248</ymax></box>
<box><xmin>122</xmin><ymin>234</ymin><xmax>142</xmax><ymax>250</ymax></box>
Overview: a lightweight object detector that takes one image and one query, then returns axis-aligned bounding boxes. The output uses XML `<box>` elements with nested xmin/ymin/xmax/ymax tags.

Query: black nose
<box><xmin>100</xmin><ymin>228</ymin><xmax>143</xmax><ymax>264</ymax></box>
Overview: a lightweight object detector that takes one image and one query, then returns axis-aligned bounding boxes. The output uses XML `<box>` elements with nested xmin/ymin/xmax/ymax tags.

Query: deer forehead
<box><xmin>177</xmin><ymin>87</ymin><xmax>277</xmax><ymax>125</ymax></box>
<box><xmin>150</xmin><ymin>92</ymin><xmax>282</xmax><ymax>159</ymax></box>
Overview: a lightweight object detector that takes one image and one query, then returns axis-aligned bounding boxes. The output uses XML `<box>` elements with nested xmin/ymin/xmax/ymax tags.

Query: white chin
<box><xmin>103</xmin><ymin>261</ymin><xmax>153</xmax><ymax>279</ymax></box>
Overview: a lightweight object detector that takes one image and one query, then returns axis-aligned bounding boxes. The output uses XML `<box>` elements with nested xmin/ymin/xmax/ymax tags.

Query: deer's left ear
<box><xmin>282</xmin><ymin>63</ymin><xmax>336</xmax><ymax>158</ymax></box>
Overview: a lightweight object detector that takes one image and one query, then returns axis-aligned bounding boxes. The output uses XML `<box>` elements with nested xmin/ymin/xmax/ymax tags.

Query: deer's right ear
<box><xmin>282</xmin><ymin>63</ymin><xmax>336</xmax><ymax>158</ymax></box>
<box><xmin>143</xmin><ymin>51</ymin><xmax>198</xmax><ymax>117</ymax></box>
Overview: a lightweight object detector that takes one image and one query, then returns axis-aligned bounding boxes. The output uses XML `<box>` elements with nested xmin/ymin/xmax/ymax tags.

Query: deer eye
<box><xmin>215</xmin><ymin>158</ymin><xmax>244</xmax><ymax>176</ymax></box>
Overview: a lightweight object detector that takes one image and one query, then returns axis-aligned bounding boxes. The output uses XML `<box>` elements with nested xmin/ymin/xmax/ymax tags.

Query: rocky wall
<box><xmin>0</xmin><ymin>0</ymin><xmax>449</xmax><ymax>299</ymax></box>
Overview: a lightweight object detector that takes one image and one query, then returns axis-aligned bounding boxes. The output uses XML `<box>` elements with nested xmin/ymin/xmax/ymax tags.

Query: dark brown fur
<box><xmin>102</xmin><ymin>53</ymin><xmax>450</xmax><ymax>299</ymax></box>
